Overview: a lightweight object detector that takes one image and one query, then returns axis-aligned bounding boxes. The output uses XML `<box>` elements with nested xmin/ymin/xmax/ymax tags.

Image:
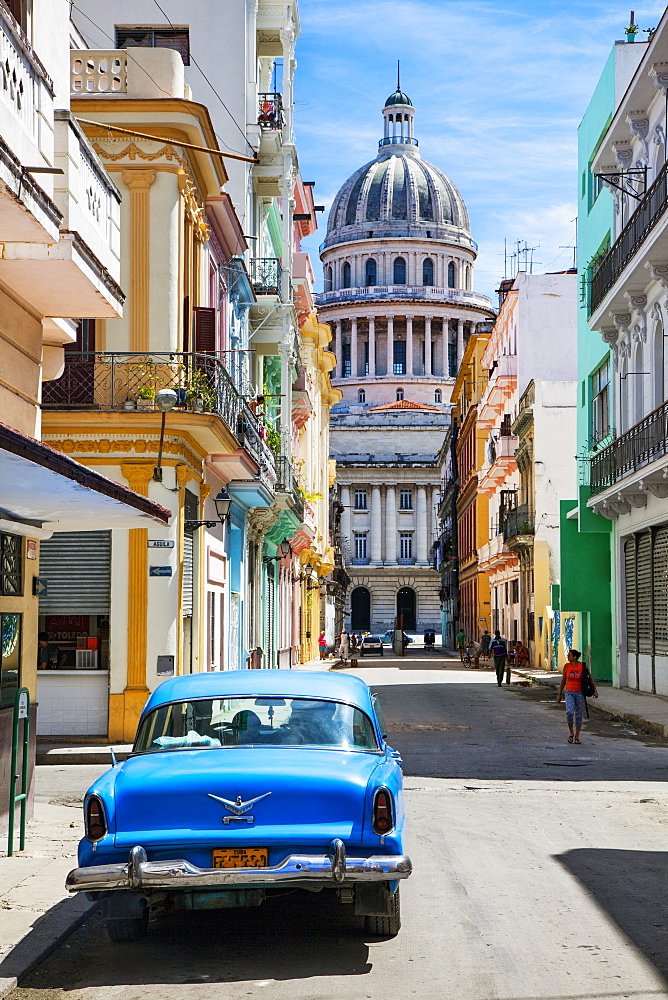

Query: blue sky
<box><xmin>294</xmin><ymin>0</ymin><xmax>666</xmax><ymax>301</ymax></box>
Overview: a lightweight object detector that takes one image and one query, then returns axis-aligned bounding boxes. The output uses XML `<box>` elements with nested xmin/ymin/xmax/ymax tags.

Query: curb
<box><xmin>516</xmin><ymin>670</ymin><xmax>668</xmax><ymax>738</ymax></box>
<box><xmin>36</xmin><ymin>749</ymin><xmax>130</xmax><ymax>766</ymax></box>
<box><xmin>0</xmin><ymin>896</ymin><xmax>99</xmax><ymax>996</ymax></box>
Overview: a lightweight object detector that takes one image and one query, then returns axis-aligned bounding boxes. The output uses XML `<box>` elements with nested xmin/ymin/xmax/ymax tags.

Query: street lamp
<box><xmin>263</xmin><ymin>538</ymin><xmax>292</xmax><ymax>562</ymax></box>
<box><xmin>152</xmin><ymin>389</ymin><xmax>178</xmax><ymax>482</ymax></box>
<box><xmin>184</xmin><ymin>488</ymin><xmax>233</xmax><ymax>532</ymax></box>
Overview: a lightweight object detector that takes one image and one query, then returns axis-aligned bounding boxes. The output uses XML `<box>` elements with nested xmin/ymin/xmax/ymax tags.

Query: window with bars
<box><xmin>393</xmin><ymin>341</ymin><xmax>406</xmax><ymax>375</ymax></box>
<box><xmin>400</xmin><ymin>489</ymin><xmax>413</xmax><ymax>510</ymax></box>
<box><xmin>115</xmin><ymin>26</ymin><xmax>191</xmax><ymax>64</ymax></box>
<box><xmin>0</xmin><ymin>533</ymin><xmax>22</xmax><ymax>596</ymax></box>
<box><xmin>354</xmin><ymin>533</ymin><xmax>367</xmax><ymax>560</ymax></box>
<box><xmin>510</xmin><ymin>579</ymin><xmax>519</xmax><ymax>604</ymax></box>
<box><xmin>624</xmin><ymin>527</ymin><xmax>668</xmax><ymax>656</ymax></box>
<box><xmin>400</xmin><ymin>533</ymin><xmax>413</xmax><ymax>559</ymax></box>
<box><xmin>354</xmin><ymin>490</ymin><xmax>367</xmax><ymax>509</ymax></box>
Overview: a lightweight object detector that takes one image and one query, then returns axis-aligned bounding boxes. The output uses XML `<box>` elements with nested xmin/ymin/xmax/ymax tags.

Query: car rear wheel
<box><xmin>103</xmin><ymin>894</ymin><xmax>149</xmax><ymax>942</ymax></box>
<box><xmin>105</xmin><ymin>913</ymin><xmax>149</xmax><ymax>942</ymax></box>
<box><xmin>364</xmin><ymin>887</ymin><xmax>400</xmax><ymax>937</ymax></box>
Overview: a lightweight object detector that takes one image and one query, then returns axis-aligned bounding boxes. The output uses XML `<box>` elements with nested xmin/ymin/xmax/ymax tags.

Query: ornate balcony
<box><xmin>250</xmin><ymin>257</ymin><xmax>281</xmax><ymax>296</ymax></box>
<box><xmin>274</xmin><ymin>456</ymin><xmax>305</xmax><ymax>520</ymax></box>
<box><xmin>257</xmin><ymin>93</ymin><xmax>284</xmax><ymax>130</ymax></box>
<box><xmin>590</xmin><ymin>401</ymin><xmax>668</xmax><ymax>495</ymax></box>
<box><xmin>503</xmin><ymin>504</ymin><xmax>534</xmax><ymax>548</ymax></box>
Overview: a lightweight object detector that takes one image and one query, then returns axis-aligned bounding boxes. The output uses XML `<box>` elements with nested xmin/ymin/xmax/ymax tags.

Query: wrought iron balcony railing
<box><xmin>590</xmin><ymin>157</ymin><xmax>668</xmax><ymax>314</ymax></box>
<box><xmin>274</xmin><ymin>456</ymin><xmax>304</xmax><ymax>519</ymax></box>
<box><xmin>397</xmin><ymin>556</ymin><xmax>416</xmax><ymax>565</ymax></box>
<box><xmin>257</xmin><ymin>93</ymin><xmax>284</xmax><ymax>130</ymax></box>
<box><xmin>249</xmin><ymin>258</ymin><xmax>281</xmax><ymax>296</ymax></box>
<box><xmin>590</xmin><ymin>401</ymin><xmax>668</xmax><ymax>495</ymax></box>
<box><xmin>41</xmin><ymin>351</ymin><xmax>262</xmax><ymax>456</ymax></box>
<box><xmin>502</xmin><ymin>504</ymin><xmax>534</xmax><ymax>543</ymax></box>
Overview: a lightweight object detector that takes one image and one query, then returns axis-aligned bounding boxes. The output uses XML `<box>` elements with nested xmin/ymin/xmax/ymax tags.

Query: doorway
<box><xmin>350</xmin><ymin>587</ymin><xmax>371</xmax><ymax>631</ymax></box>
<box><xmin>396</xmin><ymin>587</ymin><xmax>416</xmax><ymax>630</ymax></box>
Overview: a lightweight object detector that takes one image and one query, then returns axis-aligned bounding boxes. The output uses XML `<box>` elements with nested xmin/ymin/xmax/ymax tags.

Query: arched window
<box><xmin>653</xmin><ymin>320</ymin><xmax>664</xmax><ymax>409</ymax></box>
<box><xmin>435</xmin><ymin>389</ymin><xmax>442</xmax><ymax>403</ymax></box>
<box><xmin>358</xmin><ymin>389</ymin><xmax>366</xmax><ymax>403</ymax></box>
<box><xmin>343</xmin><ymin>262</ymin><xmax>351</xmax><ymax>288</ymax></box>
<box><xmin>422</xmin><ymin>257</ymin><xmax>434</xmax><ymax>286</ymax></box>
<box><xmin>393</xmin><ymin>257</ymin><xmax>406</xmax><ymax>284</ymax></box>
<box><xmin>465</xmin><ymin>265</ymin><xmax>471</xmax><ymax>290</ymax></box>
<box><xmin>365</xmin><ymin>258</ymin><xmax>377</xmax><ymax>286</ymax></box>
<box><xmin>633</xmin><ymin>341</ymin><xmax>644</xmax><ymax>425</ymax></box>
<box><xmin>396</xmin><ymin>586</ymin><xmax>416</xmax><ymax>630</ymax></box>
<box><xmin>448</xmin><ymin>261</ymin><xmax>456</xmax><ymax>288</ymax></box>
<box><xmin>324</xmin><ymin>265</ymin><xmax>332</xmax><ymax>292</ymax></box>
<box><xmin>396</xmin><ymin>387</ymin><xmax>404</xmax><ymax>401</ymax></box>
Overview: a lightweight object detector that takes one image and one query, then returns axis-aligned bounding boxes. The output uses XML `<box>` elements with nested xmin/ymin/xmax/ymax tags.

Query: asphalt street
<box><xmin>11</xmin><ymin>650</ymin><xmax>668</xmax><ymax>1000</ymax></box>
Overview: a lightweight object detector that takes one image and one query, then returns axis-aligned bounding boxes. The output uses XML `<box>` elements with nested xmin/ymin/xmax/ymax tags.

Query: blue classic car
<box><xmin>66</xmin><ymin>671</ymin><xmax>411</xmax><ymax>942</ymax></box>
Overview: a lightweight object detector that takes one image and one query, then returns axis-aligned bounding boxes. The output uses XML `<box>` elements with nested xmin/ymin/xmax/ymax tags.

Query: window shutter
<box><xmin>194</xmin><ymin>306</ymin><xmax>216</xmax><ymax>353</ymax></box>
<box><xmin>182</xmin><ymin>490</ymin><xmax>198</xmax><ymax>617</ymax></box>
<box><xmin>625</xmin><ymin>538</ymin><xmax>637</xmax><ymax>654</ymax></box>
<box><xmin>39</xmin><ymin>532</ymin><xmax>111</xmax><ymax>614</ymax></box>
<box><xmin>654</xmin><ymin>527</ymin><xmax>668</xmax><ymax>653</ymax></box>
<box><xmin>637</xmin><ymin>532</ymin><xmax>652</xmax><ymax>654</ymax></box>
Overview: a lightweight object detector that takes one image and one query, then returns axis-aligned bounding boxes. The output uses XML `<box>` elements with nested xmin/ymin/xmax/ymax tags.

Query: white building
<box><xmin>318</xmin><ymin>86</ymin><xmax>494</xmax><ymax>633</ymax></box>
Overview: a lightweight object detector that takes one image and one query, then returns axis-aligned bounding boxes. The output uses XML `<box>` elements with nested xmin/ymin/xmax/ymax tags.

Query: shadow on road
<box><xmin>17</xmin><ymin>891</ymin><xmax>374</xmax><ymax>992</ymax></box>
<box><xmin>556</xmin><ymin>848</ymin><xmax>668</xmax><ymax>986</ymax></box>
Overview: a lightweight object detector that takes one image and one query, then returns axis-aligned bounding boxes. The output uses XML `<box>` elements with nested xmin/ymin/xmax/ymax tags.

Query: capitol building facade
<box><xmin>318</xmin><ymin>87</ymin><xmax>494</xmax><ymax>634</ymax></box>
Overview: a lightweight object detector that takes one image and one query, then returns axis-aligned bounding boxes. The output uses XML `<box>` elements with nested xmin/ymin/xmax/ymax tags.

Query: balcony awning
<box><xmin>0</xmin><ymin>421</ymin><xmax>170</xmax><ymax>535</ymax></box>
<box><xmin>225</xmin><ymin>478</ymin><xmax>274</xmax><ymax>510</ymax></box>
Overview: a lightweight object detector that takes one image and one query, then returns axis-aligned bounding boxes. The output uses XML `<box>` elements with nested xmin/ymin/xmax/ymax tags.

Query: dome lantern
<box><xmin>381</xmin><ymin>63</ymin><xmax>417</xmax><ymax>149</ymax></box>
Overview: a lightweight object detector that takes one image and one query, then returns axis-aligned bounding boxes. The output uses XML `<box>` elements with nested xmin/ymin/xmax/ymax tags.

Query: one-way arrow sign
<box><xmin>33</xmin><ymin>578</ymin><xmax>47</xmax><ymax>597</ymax></box>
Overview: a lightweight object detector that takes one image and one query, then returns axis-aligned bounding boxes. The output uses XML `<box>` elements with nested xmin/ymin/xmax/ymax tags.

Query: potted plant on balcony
<box><xmin>186</xmin><ymin>369</ymin><xmax>216</xmax><ymax>412</ymax></box>
<box><xmin>137</xmin><ymin>385</ymin><xmax>156</xmax><ymax>411</ymax></box>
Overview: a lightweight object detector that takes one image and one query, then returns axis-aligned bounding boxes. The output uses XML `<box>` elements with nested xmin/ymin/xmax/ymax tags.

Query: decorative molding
<box><xmin>600</xmin><ymin>325</ymin><xmax>620</xmax><ymax>369</ymax></box>
<box><xmin>639</xmin><ymin>479</ymin><xmax>668</xmax><ymax>498</ymax></box>
<box><xmin>45</xmin><ymin>436</ymin><xmax>201</xmax><ymax>474</ymax></box>
<box><xmin>120</xmin><ymin>462</ymin><xmax>153</xmax><ymax>494</ymax></box>
<box><xmin>624</xmin><ymin>292</ymin><xmax>647</xmax><ymax>342</ymax></box>
<box><xmin>625</xmin><ymin>492</ymin><xmax>648</xmax><ymax>508</ymax></box>
<box><xmin>93</xmin><ymin>141</ymin><xmax>187</xmax><ymax>166</ymax></box>
<box><xmin>626</xmin><ymin>111</ymin><xmax>650</xmax><ymax>162</ymax></box>
<box><xmin>612</xmin><ymin>140</ymin><xmax>634</xmax><ymax>170</ymax></box>
<box><xmin>651</xmin><ymin>63</ymin><xmax>668</xmax><ymax>94</ymax></box>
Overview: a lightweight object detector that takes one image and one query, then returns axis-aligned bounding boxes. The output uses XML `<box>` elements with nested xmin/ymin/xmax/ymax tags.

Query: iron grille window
<box><xmin>400</xmin><ymin>489</ymin><xmax>413</xmax><ymax>510</ymax></box>
<box><xmin>393</xmin><ymin>341</ymin><xmax>406</xmax><ymax>375</ymax></box>
<box><xmin>400</xmin><ymin>533</ymin><xmax>413</xmax><ymax>559</ymax></box>
<box><xmin>354</xmin><ymin>490</ymin><xmax>367</xmax><ymax>510</ymax></box>
<box><xmin>115</xmin><ymin>26</ymin><xmax>190</xmax><ymax>64</ymax></box>
<box><xmin>354</xmin><ymin>534</ymin><xmax>368</xmax><ymax>560</ymax></box>
<box><xmin>591</xmin><ymin>360</ymin><xmax>610</xmax><ymax>444</ymax></box>
<box><xmin>0</xmin><ymin>533</ymin><xmax>22</xmax><ymax>596</ymax></box>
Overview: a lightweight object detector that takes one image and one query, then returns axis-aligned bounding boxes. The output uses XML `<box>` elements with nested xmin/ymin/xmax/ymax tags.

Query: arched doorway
<box><xmin>396</xmin><ymin>587</ymin><xmax>416</xmax><ymax>631</ymax></box>
<box><xmin>351</xmin><ymin>587</ymin><xmax>371</xmax><ymax>630</ymax></box>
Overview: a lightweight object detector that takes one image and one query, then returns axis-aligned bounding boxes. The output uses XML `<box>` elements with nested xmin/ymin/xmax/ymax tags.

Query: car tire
<box><xmin>364</xmin><ymin>888</ymin><xmax>400</xmax><ymax>937</ymax></box>
<box><xmin>105</xmin><ymin>912</ymin><xmax>148</xmax><ymax>943</ymax></box>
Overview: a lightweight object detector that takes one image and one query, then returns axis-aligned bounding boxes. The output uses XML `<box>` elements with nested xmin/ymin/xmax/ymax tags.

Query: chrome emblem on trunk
<box><xmin>208</xmin><ymin>791</ymin><xmax>271</xmax><ymax>824</ymax></box>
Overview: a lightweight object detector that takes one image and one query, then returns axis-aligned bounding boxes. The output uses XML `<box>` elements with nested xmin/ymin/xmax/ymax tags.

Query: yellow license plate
<box><xmin>212</xmin><ymin>847</ymin><xmax>268</xmax><ymax>869</ymax></box>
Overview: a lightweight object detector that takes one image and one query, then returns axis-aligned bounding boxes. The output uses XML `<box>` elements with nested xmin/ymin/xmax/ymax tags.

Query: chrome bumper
<box><xmin>66</xmin><ymin>840</ymin><xmax>412</xmax><ymax>893</ymax></box>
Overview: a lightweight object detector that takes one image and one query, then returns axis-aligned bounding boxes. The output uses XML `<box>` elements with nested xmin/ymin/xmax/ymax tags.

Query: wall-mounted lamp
<box><xmin>264</xmin><ymin>538</ymin><xmax>292</xmax><ymax>562</ymax></box>
<box><xmin>153</xmin><ymin>388</ymin><xmax>179</xmax><ymax>482</ymax></box>
<box><xmin>184</xmin><ymin>488</ymin><xmax>233</xmax><ymax>532</ymax></box>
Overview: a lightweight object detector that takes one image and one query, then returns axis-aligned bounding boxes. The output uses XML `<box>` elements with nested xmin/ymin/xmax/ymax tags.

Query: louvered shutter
<box><xmin>637</xmin><ymin>532</ymin><xmax>652</xmax><ymax>654</ymax></box>
<box><xmin>194</xmin><ymin>307</ymin><xmax>216</xmax><ymax>353</ymax></box>
<box><xmin>39</xmin><ymin>531</ymin><xmax>111</xmax><ymax>614</ymax></box>
<box><xmin>654</xmin><ymin>527</ymin><xmax>668</xmax><ymax>653</ymax></box>
<box><xmin>625</xmin><ymin>538</ymin><xmax>637</xmax><ymax>654</ymax></box>
<box><xmin>182</xmin><ymin>490</ymin><xmax>198</xmax><ymax>617</ymax></box>
<box><xmin>265</xmin><ymin>563</ymin><xmax>275</xmax><ymax>668</ymax></box>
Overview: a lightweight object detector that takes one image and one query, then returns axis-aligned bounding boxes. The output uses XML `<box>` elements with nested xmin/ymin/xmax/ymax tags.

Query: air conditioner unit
<box><xmin>76</xmin><ymin>649</ymin><xmax>98</xmax><ymax>670</ymax></box>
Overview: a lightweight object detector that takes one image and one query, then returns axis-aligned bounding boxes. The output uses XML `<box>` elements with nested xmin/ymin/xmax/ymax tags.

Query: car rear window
<box><xmin>134</xmin><ymin>697</ymin><xmax>379</xmax><ymax>753</ymax></box>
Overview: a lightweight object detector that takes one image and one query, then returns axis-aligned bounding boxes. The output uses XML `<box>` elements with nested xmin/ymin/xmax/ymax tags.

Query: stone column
<box><xmin>368</xmin><ymin>316</ymin><xmax>376</xmax><ymax>376</ymax></box>
<box><xmin>406</xmin><ymin>315</ymin><xmax>414</xmax><ymax>376</ymax></box>
<box><xmin>424</xmin><ymin>316</ymin><xmax>432</xmax><ymax>376</ymax></box>
<box><xmin>351</xmin><ymin>317</ymin><xmax>358</xmax><ymax>378</ymax></box>
<box><xmin>340</xmin><ymin>486</ymin><xmax>351</xmax><ymax>549</ymax></box>
<box><xmin>386</xmin><ymin>316</ymin><xmax>394</xmax><ymax>376</ymax></box>
<box><xmin>416</xmin><ymin>486</ymin><xmax>428</xmax><ymax>564</ymax></box>
<box><xmin>457</xmin><ymin>318</ymin><xmax>464</xmax><ymax>370</ymax></box>
<box><xmin>386</xmin><ymin>486</ymin><xmax>397</xmax><ymax>564</ymax></box>
<box><xmin>370</xmin><ymin>486</ymin><xmax>383</xmax><ymax>564</ymax></box>
<box><xmin>335</xmin><ymin>320</ymin><xmax>342</xmax><ymax>377</ymax></box>
<box><xmin>122</xmin><ymin>169</ymin><xmax>156</xmax><ymax>352</ymax></box>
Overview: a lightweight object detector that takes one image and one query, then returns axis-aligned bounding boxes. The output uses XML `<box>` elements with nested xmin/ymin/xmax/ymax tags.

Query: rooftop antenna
<box><xmin>397</xmin><ymin>59</ymin><xmax>400</xmax><ymax>91</ymax></box>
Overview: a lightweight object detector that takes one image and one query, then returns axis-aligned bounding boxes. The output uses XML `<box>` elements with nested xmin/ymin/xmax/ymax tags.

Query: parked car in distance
<box><xmin>360</xmin><ymin>635</ymin><xmax>384</xmax><ymax>656</ymax></box>
<box><xmin>66</xmin><ymin>671</ymin><xmax>411</xmax><ymax>942</ymax></box>
<box><xmin>381</xmin><ymin>630</ymin><xmax>414</xmax><ymax>645</ymax></box>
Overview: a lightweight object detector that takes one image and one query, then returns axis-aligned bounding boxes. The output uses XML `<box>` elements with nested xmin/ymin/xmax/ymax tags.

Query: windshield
<box><xmin>134</xmin><ymin>697</ymin><xmax>379</xmax><ymax>753</ymax></box>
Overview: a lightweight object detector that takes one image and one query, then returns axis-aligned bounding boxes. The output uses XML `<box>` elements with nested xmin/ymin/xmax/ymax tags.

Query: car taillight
<box><xmin>85</xmin><ymin>795</ymin><xmax>107</xmax><ymax>842</ymax></box>
<box><xmin>373</xmin><ymin>787</ymin><xmax>393</xmax><ymax>835</ymax></box>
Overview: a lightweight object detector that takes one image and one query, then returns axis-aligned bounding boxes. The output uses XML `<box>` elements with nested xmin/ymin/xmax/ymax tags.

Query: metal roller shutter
<box><xmin>637</xmin><ymin>532</ymin><xmax>652</xmax><ymax>655</ymax></box>
<box><xmin>38</xmin><ymin>531</ymin><xmax>111</xmax><ymax>614</ymax></box>
<box><xmin>625</xmin><ymin>538</ymin><xmax>637</xmax><ymax>654</ymax></box>
<box><xmin>654</xmin><ymin>527</ymin><xmax>668</xmax><ymax>654</ymax></box>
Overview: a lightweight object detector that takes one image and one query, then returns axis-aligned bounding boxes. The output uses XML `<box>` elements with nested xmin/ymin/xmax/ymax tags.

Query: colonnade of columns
<box><xmin>332</xmin><ymin>315</ymin><xmax>471</xmax><ymax>378</ymax></box>
<box><xmin>339</xmin><ymin>484</ymin><xmax>439</xmax><ymax>566</ymax></box>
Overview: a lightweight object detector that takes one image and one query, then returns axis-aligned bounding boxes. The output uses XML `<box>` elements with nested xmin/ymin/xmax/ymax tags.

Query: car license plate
<box><xmin>212</xmin><ymin>847</ymin><xmax>268</xmax><ymax>869</ymax></box>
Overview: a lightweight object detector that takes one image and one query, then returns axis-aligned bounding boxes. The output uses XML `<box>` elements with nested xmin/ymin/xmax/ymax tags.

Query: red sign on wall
<box><xmin>45</xmin><ymin>615</ymin><xmax>90</xmax><ymax>642</ymax></box>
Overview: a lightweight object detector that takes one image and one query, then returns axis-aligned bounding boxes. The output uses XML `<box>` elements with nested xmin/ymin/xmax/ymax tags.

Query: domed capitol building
<box><xmin>318</xmin><ymin>86</ymin><xmax>494</xmax><ymax>634</ymax></box>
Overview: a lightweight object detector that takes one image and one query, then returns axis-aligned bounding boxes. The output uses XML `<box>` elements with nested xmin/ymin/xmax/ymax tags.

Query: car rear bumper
<box><xmin>66</xmin><ymin>840</ymin><xmax>412</xmax><ymax>893</ymax></box>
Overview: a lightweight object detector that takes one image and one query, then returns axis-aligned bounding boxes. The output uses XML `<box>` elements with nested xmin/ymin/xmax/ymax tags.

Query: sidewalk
<box><xmin>514</xmin><ymin>668</ymin><xmax>668</xmax><ymax>737</ymax></box>
<box><xmin>0</xmin><ymin>801</ymin><xmax>95</xmax><ymax>998</ymax></box>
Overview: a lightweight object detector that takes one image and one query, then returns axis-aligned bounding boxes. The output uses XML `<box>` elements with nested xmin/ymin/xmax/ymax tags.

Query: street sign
<box><xmin>148</xmin><ymin>540</ymin><xmax>175</xmax><ymax>548</ymax></box>
<box><xmin>33</xmin><ymin>578</ymin><xmax>47</xmax><ymax>597</ymax></box>
<box><xmin>149</xmin><ymin>566</ymin><xmax>172</xmax><ymax>577</ymax></box>
<box><xmin>18</xmin><ymin>691</ymin><xmax>28</xmax><ymax>719</ymax></box>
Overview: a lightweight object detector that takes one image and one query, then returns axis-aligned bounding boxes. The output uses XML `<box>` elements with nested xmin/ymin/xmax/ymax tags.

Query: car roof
<box><xmin>140</xmin><ymin>670</ymin><xmax>375</xmax><ymax>720</ymax></box>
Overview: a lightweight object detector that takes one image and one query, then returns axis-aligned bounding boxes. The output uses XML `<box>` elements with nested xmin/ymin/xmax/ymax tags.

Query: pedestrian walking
<box><xmin>318</xmin><ymin>632</ymin><xmax>327</xmax><ymax>661</ymax></box>
<box><xmin>456</xmin><ymin>628</ymin><xmax>467</xmax><ymax>662</ymax></box>
<box><xmin>490</xmin><ymin>631</ymin><xmax>508</xmax><ymax>687</ymax></box>
<box><xmin>480</xmin><ymin>629</ymin><xmax>491</xmax><ymax>661</ymax></box>
<box><xmin>557</xmin><ymin>648</ymin><xmax>598</xmax><ymax>744</ymax></box>
<box><xmin>464</xmin><ymin>639</ymin><xmax>481</xmax><ymax>668</ymax></box>
<box><xmin>338</xmin><ymin>630</ymin><xmax>350</xmax><ymax>662</ymax></box>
